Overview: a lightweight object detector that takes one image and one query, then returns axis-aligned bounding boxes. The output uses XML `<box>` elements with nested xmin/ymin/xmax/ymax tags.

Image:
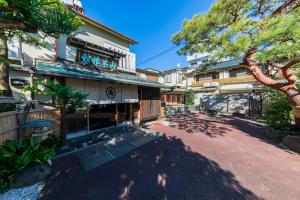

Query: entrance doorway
<box><xmin>89</xmin><ymin>104</ymin><xmax>116</xmax><ymax>131</ymax></box>
<box><xmin>65</xmin><ymin>103</ymin><xmax>139</xmax><ymax>136</ymax></box>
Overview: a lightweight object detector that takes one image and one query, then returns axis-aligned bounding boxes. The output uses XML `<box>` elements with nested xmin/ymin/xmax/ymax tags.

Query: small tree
<box><xmin>173</xmin><ymin>0</ymin><xmax>300</xmax><ymax>129</ymax></box>
<box><xmin>25</xmin><ymin>80</ymin><xmax>88</xmax><ymax>143</ymax></box>
<box><xmin>0</xmin><ymin>0</ymin><xmax>82</xmax><ymax>96</ymax></box>
<box><xmin>264</xmin><ymin>88</ymin><xmax>293</xmax><ymax>130</ymax></box>
<box><xmin>185</xmin><ymin>89</ymin><xmax>195</xmax><ymax>106</ymax></box>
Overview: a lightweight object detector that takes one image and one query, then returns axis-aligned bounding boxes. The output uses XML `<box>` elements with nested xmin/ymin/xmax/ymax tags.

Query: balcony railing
<box><xmin>192</xmin><ymin>75</ymin><xmax>257</xmax><ymax>87</ymax></box>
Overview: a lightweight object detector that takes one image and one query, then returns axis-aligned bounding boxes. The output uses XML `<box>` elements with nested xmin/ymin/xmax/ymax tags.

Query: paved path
<box><xmin>40</xmin><ymin>114</ymin><xmax>300</xmax><ymax>200</ymax></box>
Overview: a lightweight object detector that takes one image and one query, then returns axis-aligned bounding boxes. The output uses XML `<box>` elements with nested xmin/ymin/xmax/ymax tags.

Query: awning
<box><xmin>34</xmin><ymin>61</ymin><xmax>169</xmax><ymax>89</ymax></box>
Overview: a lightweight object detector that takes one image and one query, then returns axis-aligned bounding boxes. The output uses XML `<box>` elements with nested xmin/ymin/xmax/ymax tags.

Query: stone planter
<box><xmin>264</xmin><ymin>127</ymin><xmax>287</xmax><ymax>143</ymax></box>
<box><xmin>282</xmin><ymin>135</ymin><xmax>300</xmax><ymax>154</ymax></box>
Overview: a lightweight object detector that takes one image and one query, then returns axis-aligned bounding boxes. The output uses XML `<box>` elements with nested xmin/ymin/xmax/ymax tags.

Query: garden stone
<box><xmin>10</xmin><ymin>165</ymin><xmax>51</xmax><ymax>189</ymax></box>
<box><xmin>282</xmin><ymin>135</ymin><xmax>300</xmax><ymax>153</ymax></box>
<box><xmin>264</xmin><ymin>128</ymin><xmax>272</xmax><ymax>138</ymax></box>
<box><xmin>264</xmin><ymin>128</ymin><xmax>286</xmax><ymax>142</ymax></box>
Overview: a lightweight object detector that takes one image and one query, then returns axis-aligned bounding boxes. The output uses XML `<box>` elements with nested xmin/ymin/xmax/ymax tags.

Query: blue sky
<box><xmin>81</xmin><ymin>0</ymin><xmax>214</xmax><ymax>70</ymax></box>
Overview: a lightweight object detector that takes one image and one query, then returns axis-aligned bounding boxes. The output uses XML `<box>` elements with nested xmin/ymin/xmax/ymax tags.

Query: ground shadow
<box><xmin>167</xmin><ymin>114</ymin><xmax>232</xmax><ymax>137</ymax></box>
<box><xmin>40</xmin><ymin>135</ymin><xmax>262</xmax><ymax>200</ymax></box>
<box><xmin>221</xmin><ymin>115</ymin><xmax>299</xmax><ymax>155</ymax></box>
<box><xmin>166</xmin><ymin>113</ymin><xmax>297</xmax><ymax>154</ymax></box>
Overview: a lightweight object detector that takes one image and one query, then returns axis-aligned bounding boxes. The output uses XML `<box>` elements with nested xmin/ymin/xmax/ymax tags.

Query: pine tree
<box><xmin>173</xmin><ymin>0</ymin><xmax>300</xmax><ymax>129</ymax></box>
<box><xmin>0</xmin><ymin>0</ymin><xmax>82</xmax><ymax>96</ymax></box>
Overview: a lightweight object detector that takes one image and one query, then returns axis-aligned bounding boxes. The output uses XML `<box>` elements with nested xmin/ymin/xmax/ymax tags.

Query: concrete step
<box><xmin>76</xmin><ymin>133</ymin><xmax>159</xmax><ymax>172</ymax></box>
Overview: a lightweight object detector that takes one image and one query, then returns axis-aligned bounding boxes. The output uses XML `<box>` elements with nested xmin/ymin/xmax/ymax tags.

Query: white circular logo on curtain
<box><xmin>106</xmin><ymin>87</ymin><xmax>116</xmax><ymax>99</ymax></box>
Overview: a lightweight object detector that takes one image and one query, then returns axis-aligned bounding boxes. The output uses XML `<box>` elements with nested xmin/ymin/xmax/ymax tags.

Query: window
<box><xmin>164</xmin><ymin>74</ymin><xmax>171</xmax><ymax>83</ymax></box>
<box><xmin>177</xmin><ymin>95</ymin><xmax>183</xmax><ymax>104</ymax></box>
<box><xmin>172</xmin><ymin>95</ymin><xmax>177</xmax><ymax>103</ymax></box>
<box><xmin>229</xmin><ymin>68</ymin><xmax>249</xmax><ymax>77</ymax></box>
<box><xmin>166</xmin><ymin>95</ymin><xmax>171</xmax><ymax>103</ymax></box>
<box><xmin>195</xmin><ymin>73</ymin><xmax>219</xmax><ymax>81</ymax></box>
<box><xmin>160</xmin><ymin>95</ymin><xmax>166</xmax><ymax>103</ymax></box>
<box><xmin>178</xmin><ymin>73</ymin><xmax>183</xmax><ymax>83</ymax></box>
<box><xmin>140</xmin><ymin>73</ymin><xmax>147</xmax><ymax>79</ymax></box>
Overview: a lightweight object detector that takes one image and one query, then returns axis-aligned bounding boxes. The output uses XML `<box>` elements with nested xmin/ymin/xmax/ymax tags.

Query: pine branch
<box><xmin>0</xmin><ymin>17</ymin><xmax>38</xmax><ymax>33</ymax></box>
<box><xmin>271</xmin><ymin>0</ymin><xmax>298</xmax><ymax>16</ymax></box>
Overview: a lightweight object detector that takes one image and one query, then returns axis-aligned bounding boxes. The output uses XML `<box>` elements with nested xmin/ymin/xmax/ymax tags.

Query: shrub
<box><xmin>0</xmin><ymin>136</ymin><xmax>57</xmax><ymax>190</ymax></box>
<box><xmin>185</xmin><ymin>90</ymin><xmax>195</xmax><ymax>106</ymax></box>
<box><xmin>0</xmin><ymin>103</ymin><xmax>16</xmax><ymax>113</ymax></box>
<box><xmin>24</xmin><ymin>79</ymin><xmax>88</xmax><ymax>142</ymax></box>
<box><xmin>263</xmin><ymin>90</ymin><xmax>293</xmax><ymax>131</ymax></box>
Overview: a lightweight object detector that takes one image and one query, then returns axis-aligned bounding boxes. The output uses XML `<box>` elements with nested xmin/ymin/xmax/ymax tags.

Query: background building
<box><xmin>185</xmin><ymin>54</ymin><xmax>263</xmax><ymax>115</ymax></box>
<box><xmin>137</xmin><ymin>53</ymin><xmax>264</xmax><ymax>116</ymax></box>
<box><xmin>136</xmin><ymin>68</ymin><xmax>161</xmax><ymax>82</ymax></box>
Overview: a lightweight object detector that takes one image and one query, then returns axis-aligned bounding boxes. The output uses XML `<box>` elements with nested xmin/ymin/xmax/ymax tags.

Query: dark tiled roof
<box><xmin>188</xmin><ymin>59</ymin><xmax>244</xmax><ymax>75</ymax></box>
<box><xmin>35</xmin><ymin>61</ymin><xmax>169</xmax><ymax>88</ymax></box>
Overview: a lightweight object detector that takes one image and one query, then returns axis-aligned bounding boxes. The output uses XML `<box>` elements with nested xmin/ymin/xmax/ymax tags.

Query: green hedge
<box><xmin>0</xmin><ymin>103</ymin><xmax>16</xmax><ymax>113</ymax></box>
<box><xmin>185</xmin><ymin>90</ymin><xmax>195</xmax><ymax>106</ymax></box>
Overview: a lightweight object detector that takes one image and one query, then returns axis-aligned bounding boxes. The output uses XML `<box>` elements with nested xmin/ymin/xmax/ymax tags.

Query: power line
<box><xmin>137</xmin><ymin>45</ymin><xmax>179</xmax><ymax>66</ymax></box>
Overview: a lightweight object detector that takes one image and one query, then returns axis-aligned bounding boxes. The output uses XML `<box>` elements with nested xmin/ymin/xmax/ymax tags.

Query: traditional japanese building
<box><xmin>8</xmin><ymin>0</ymin><xmax>167</xmax><ymax>137</ymax></box>
<box><xmin>136</xmin><ymin>68</ymin><xmax>161</xmax><ymax>82</ymax></box>
<box><xmin>159</xmin><ymin>68</ymin><xmax>187</xmax><ymax>106</ymax></box>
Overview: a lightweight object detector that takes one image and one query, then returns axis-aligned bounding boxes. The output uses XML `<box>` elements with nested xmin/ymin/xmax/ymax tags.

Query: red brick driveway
<box><xmin>40</xmin><ymin>114</ymin><xmax>300</xmax><ymax>200</ymax></box>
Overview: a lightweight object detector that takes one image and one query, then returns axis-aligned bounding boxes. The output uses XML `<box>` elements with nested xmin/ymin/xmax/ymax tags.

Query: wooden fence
<box><xmin>141</xmin><ymin>100</ymin><xmax>161</xmax><ymax>121</ymax></box>
<box><xmin>0</xmin><ymin>108</ymin><xmax>61</xmax><ymax>145</ymax></box>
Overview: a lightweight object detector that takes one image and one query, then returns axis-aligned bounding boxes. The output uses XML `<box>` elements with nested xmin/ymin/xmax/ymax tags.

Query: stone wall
<box><xmin>199</xmin><ymin>93</ymin><xmax>262</xmax><ymax>115</ymax></box>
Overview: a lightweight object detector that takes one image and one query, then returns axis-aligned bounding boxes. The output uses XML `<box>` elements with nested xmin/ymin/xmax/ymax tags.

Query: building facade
<box><xmin>136</xmin><ymin>53</ymin><xmax>263</xmax><ymax>116</ymax></box>
<box><xmin>136</xmin><ymin>68</ymin><xmax>161</xmax><ymax>82</ymax></box>
<box><xmin>159</xmin><ymin>68</ymin><xmax>187</xmax><ymax>106</ymax></box>
<box><xmin>185</xmin><ymin>55</ymin><xmax>263</xmax><ymax>115</ymax></box>
<box><xmin>8</xmin><ymin>0</ymin><xmax>166</xmax><ymax>137</ymax></box>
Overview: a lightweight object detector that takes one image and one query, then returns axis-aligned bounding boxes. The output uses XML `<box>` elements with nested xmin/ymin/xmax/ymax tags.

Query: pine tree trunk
<box><xmin>0</xmin><ymin>37</ymin><xmax>12</xmax><ymax>96</ymax></box>
<box><xmin>244</xmin><ymin>54</ymin><xmax>300</xmax><ymax>131</ymax></box>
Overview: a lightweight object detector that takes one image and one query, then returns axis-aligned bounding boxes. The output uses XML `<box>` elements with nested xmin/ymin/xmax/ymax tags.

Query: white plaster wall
<box><xmin>158</xmin><ymin>76</ymin><xmax>164</xmax><ymax>84</ymax></box>
<box><xmin>22</xmin><ymin>33</ymin><xmax>56</xmax><ymax>66</ymax></box>
<box><xmin>171</xmin><ymin>73</ymin><xmax>177</xmax><ymax>86</ymax></box>
<box><xmin>84</xmin><ymin>79</ymin><xmax>100</xmax><ymax>104</ymax></box>
<box><xmin>164</xmin><ymin>72</ymin><xmax>183</xmax><ymax>87</ymax></box>
<box><xmin>66</xmin><ymin>78</ymin><xmax>138</xmax><ymax>104</ymax></box>
<box><xmin>56</xmin><ymin>35</ymin><xmax>85</xmax><ymax>62</ymax></box>
<box><xmin>33</xmin><ymin>76</ymin><xmax>52</xmax><ymax>107</ymax></box>
<box><xmin>223</xmin><ymin>70</ymin><xmax>230</xmax><ymax>78</ymax></box>
<box><xmin>140</xmin><ymin>73</ymin><xmax>147</xmax><ymax>79</ymax></box>
<box><xmin>186</xmin><ymin>76</ymin><xmax>194</xmax><ymax>88</ymax></box>
<box><xmin>56</xmin><ymin>24</ymin><xmax>136</xmax><ymax>72</ymax></box>
<box><xmin>8</xmin><ymin>40</ymin><xmax>21</xmax><ymax>60</ymax></box>
<box><xmin>74</xmin><ymin>24</ymin><xmax>130</xmax><ymax>51</ymax></box>
<box><xmin>118</xmin><ymin>52</ymin><xmax>136</xmax><ymax>73</ymax></box>
<box><xmin>121</xmin><ymin>84</ymin><xmax>139</xmax><ymax>103</ymax></box>
<box><xmin>220</xmin><ymin>83</ymin><xmax>257</xmax><ymax>90</ymax></box>
<box><xmin>9</xmin><ymin>70</ymin><xmax>32</xmax><ymax>101</ymax></box>
<box><xmin>56</xmin><ymin>35</ymin><xmax>67</xmax><ymax>60</ymax></box>
<box><xmin>219</xmin><ymin>70</ymin><xmax>225</xmax><ymax>79</ymax></box>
